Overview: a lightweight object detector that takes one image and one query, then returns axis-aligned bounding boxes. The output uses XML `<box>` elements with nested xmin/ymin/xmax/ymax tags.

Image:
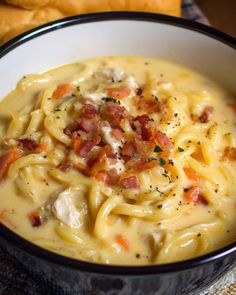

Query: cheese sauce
<box><xmin>0</xmin><ymin>56</ymin><xmax>235</xmax><ymax>265</ymax></box>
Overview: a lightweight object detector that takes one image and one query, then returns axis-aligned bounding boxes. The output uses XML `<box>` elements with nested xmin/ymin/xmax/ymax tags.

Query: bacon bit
<box><xmin>137</xmin><ymin>159</ymin><xmax>158</xmax><ymax>172</ymax></box>
<box><xmin>105</xmin><ymin>168</ymin><xmax>120</xmax><ymax>186</ymax></box>
<box><xmin>120</xmin><ymin>175</ymin><xmax>139</xmax><ymax>189</ymax></box>
<box><xmin>52</xmin><ymin>84</ymin><xmax>72</xmax><ymax>99</ymax></box>
<box><xmin>78</xmin><ymin>136</ymin><xmax>101</xmax><ymax>157</ymax></box>
<box><xmin>197</xmin><ymin>195</ymin><xmax>208</xmax><ymax>205</ymax></box>
<box><xmin>64</xmin><ymin>121</ymin><xmax>80</xmax><ymax>138</ymax></box>
<box><xmin>141</xmin><ymin>126</ymin><xmax>152</xmax><ymax>141</ymax></box>
<box><xmin>199</xmin><ymin>106</ymin><xmax>214</xmax><ymax>123</ymax></box>
<box><xmin>137</xmin><ymin>98</ymin><xmax>165</xmax><ymax>114</ymax></box>
<box><xmin>103</xmin><ymin>104</ymin><xmax>126</xmax><ymax>127</ymax></box>
<box><xmin>227</xmin><ymin>102</ymin><xmax>236</xmax><ymax>113</ymax></box>
<box><xmin>184</xmin><ymin>186</ymin><xmax>202</xmax><ymax>203</ymax></box>
<box><xmin>155</xmin><ymin>130</ymin><xmax>173</xmax><ymax>149</ymax></box>
<box><xmin>29</xmin><ymin>210</ymin><xmax>42</xmax><ymax>227</ymax></box>
<box><xmin>58</xmin><ymin>161</ymin><xmax>73</xmax><ymax>172</ymax></box>
<box><xmin>78</xmin><ymin>118</ymin><xmax>97</xmax><ymax>133</ymax></box>
<box><xmin>183</xmin><ymin>167</ymin><xmax>199</xmax><ymax>182</ymax></box>
<box><xmin>80</xmin><ymin>104</ymin><xmax>98</xmax><ymax>119</ymax></box>
<box><xmin>18</xmin><ymin>138</ymin><xmax>38</xmax><ymax>151</ymax></box>
<box><xmin>111</xmin><ymin>128</ymin><xmax>123</xmax><ymax>140</ymax></box>
<box><xmin>134</xmin><ymin>114</ymin><xmax>150</xmax><ymax>126</ymax></box>
<box><xmin>0</xmin><ymin>149</ymin><xmax>22</xmax><ymax>181</ymax></box>
<box><xmin>86</xmin><ymin>145</ymin><xmax>112</xmax><ymax>176</ymax></box>
<box><xmin>122</xmin><ymin>141</ymin><xmax>136</xmax><ymax>157</ymax></box>
<box><xmin>115</xmin><ymin>234</ymin><xmax>129</xmax><ymax>251</ymax></box>
<box><xmin>224</xmin><ymin>147</ymin><xmax>236</xmax><ymax>160</ymax></box>
<box><xmin>106</xmin><ymin>87</ymin><xmax>131</xmax><ymax>100</ymax></box>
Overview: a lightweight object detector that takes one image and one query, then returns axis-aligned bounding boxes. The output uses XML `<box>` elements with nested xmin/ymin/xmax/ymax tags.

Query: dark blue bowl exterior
<box><xmin>0</xmin><ymin>12</ymin><xmax>236</xmax><ymax>295</ymax></box>
<box><xmin>1</xmin><ymin>234</ymin><xmax>235</xmax><ymax>295</ymax></box>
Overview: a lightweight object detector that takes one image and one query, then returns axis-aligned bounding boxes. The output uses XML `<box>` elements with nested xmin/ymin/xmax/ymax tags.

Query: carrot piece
<box><xmin>0</xmin><ymin>148</ymin><xmax>22</xmax><ymax>181</ymax></box>
<box><xmin>52</xmin><ymin>84</ymin><xmax>72</xmax><ymax>99</ymax></box>
<box><xmin>72</xmin><ymin>136</ymin><xmax>82</xmax><ymax>152</ymax></box>
<box><xmin>106</xmin><ymin>87</ymin><xmax>131</xmax><ymax>99</ymax></box>
<box><xmin>115</xmin><ymin>234</ymin><xmax>129</xmax><ymax>251</ymax></box>
<box><xmin>184</xmin><ymin>186</ymin><xmax>201</xmax><ymax>203</ymax></box>
<box><xmin>95</xmin><ymin>171</ymin><xmax>107</xmax><ymax>182</ymax></box>
<box><xmin>183</xmin><ymin>167</ymin><xmax>199</xmax><ymax>181</ymax></box>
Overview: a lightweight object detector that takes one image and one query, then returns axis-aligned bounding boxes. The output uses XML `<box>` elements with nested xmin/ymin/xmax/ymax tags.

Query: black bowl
<box><xmin>0</xmin><ymin>12</ymin><xmax>236</xmax><ymax>295</ymax></box>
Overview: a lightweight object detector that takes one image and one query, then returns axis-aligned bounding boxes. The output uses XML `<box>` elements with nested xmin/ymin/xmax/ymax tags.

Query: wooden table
<box><xmin>195</xmin><ymin>0</ymin><xmax>236</xmax><ymax>37</ymax></box>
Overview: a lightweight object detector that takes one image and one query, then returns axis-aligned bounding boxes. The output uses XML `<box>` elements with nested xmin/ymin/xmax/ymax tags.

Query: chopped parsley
<box><xmin>159</xmin><ymin>158</ymin><xmax>166</xmax><ymax>166</ymax></box>
<box><xmin>154</xmin><ymin>145</ymin><xmax>163</xmax><ymax>153</ymax></box>
<box><xmin>54</xmin><ymin>108</ymin><xmax>61</xmax><ymax>112</ymax></box>
<box><xmin>178</xmin><ymin>147</ymin><xmax>185</xmax><ymax>152</ymax></box>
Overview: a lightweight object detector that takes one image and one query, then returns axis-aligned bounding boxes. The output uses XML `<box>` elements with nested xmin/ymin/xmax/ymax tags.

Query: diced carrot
<box><xmin>115</xmin><ymin>234</ymin><xmax>129</xmax><ymax>251</ymax></box>
<box><xmin>72</xmin><ymin>136</ymin><xmax>82</xmax><ymax>152</ymax></box>
<box><xmin>183</xmin><ymin>167</ymin><xmax>199</xmax><ymax>181</ymax></box>
<box><xmin>95</xmin><ymin>171</ymin><xmax>107</xmax><ymax>182</ymax></box>
<box><xmin>0</xmin><ymin>148</ymin><xmax>22</xmax><ymax>181</ymax></box>
<box><xmin>35</xmin><ymin>142</ymin><xmax>48</xmax><ymax>153</ymax></box>
<box><xmin>137</xmin><ymin>159</ymin><xmax>158</xmax><ymax>172</ymax></box>
<box><xmin>224</xmin><ymin>147</ymin><xmax>236</xmax><ymax>160</ymax></box>
<box><xmin>52</xmin><ymin>84</ymin><xmax>72</xmax><ymax>99</ymax></box>
<box><xmin>184</xmin><ymin>186</ymin><xmax>201</xmax><ymax>203</ymax></box>
<box><xmin>106</xmin><ymin>87</ymin><xmax>131</xmax><ymax>100</ymax></box>
<box><xmin>74</xmin><ymin>162</ymin><xmax>87</xmax><ymax>172</ymax></box>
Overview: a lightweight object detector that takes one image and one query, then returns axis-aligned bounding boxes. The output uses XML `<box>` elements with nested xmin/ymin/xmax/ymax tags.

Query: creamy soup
<box><xmin>0</xmin><ymin>56</ymin><xmax>235</xmax><ymax>265</ymax></box>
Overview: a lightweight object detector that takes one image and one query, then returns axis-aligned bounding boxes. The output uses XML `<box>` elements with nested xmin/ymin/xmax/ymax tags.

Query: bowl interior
<box><xmin>0</xmin><ymin>14</ymin><xmax>235</xmax><ymax>100</ymax></box>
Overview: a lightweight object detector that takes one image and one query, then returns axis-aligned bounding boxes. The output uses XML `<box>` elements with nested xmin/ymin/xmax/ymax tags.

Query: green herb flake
<box><xmin>154</xmin><ymin>145</ymin><xmax>163</xmax><ymax>153</ymax></box>
<box><xmin>159</xmin><ymin>158</ymin><xmax>166</xmax><ymax>166</ymax></box>
<box><xmin>178</xmin><ymin>147</ymin><xmax>185</xmax><ymax>152</ymax></box>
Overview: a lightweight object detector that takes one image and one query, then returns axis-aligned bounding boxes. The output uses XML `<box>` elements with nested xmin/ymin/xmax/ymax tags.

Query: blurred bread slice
<box><xmin>1</xmin><ymin>0</ymin><xmax>181</xmax><ymax>44</ymax></box>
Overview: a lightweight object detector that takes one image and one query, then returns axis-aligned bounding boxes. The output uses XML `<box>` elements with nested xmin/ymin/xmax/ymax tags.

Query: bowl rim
<box><xmin>0</xmin><ymin>12</ymin><xmax>236</xmax><ymax>276</ymax></box>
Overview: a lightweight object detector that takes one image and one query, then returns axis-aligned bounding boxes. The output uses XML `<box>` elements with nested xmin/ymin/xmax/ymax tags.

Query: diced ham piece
<box><xmin>18</xmin><ymin>138</ymin><xmax>38</xmax><ymax>151</ymax></box>
<box><xmin>199</xmin><ymin>106</ymin><xmax>214</xmax><ymax>123</ymax></box>
<box><xmin>155</xmin><ymin>130</ymin><xmax>173</xmax><ymax>149</ymax></box>
<box><xmin>80</xmin><ymin>104</ymin><xmax>98</xmax><ymax>119</ymax></box>
<box><xmin>120</xmin><ymin>175</ymin><xmax>139</xmax><ymax>189</ymax></box>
